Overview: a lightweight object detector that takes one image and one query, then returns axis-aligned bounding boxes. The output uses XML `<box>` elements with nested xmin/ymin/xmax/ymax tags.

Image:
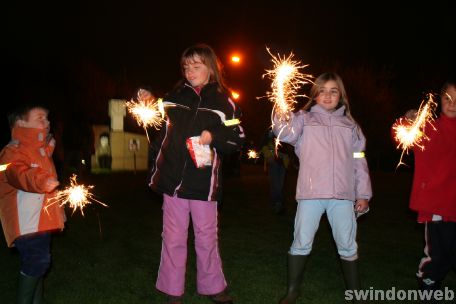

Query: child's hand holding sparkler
<box><xmin>137</xmin><ymin>88</ymin><xmax>155</xmax><ymax>103</ymax></box>
<box><xmin>405</xmin><ymin>109</ymin><xmax>418</xmax><ymax>121</ymax></box>
<box><xmin>126</xmin><ymin>88</ymin><xmax>166</xmax><ymax>142</ymax></box>
<box><xmin>45</xmin><ymin>178</ymin><xmax>59</xmax><ymax>193</ymax></box>
<box><xmin>46</xmin><ymin>174</ymin><xmax>107</xmax><ymax>216</ymax></box>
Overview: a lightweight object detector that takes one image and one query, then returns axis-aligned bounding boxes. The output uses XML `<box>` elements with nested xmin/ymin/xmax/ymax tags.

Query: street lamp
<box><xmin>230</xmin><ymin>54</ymin><xmax>241</xmax><ymax>65</ymax></box>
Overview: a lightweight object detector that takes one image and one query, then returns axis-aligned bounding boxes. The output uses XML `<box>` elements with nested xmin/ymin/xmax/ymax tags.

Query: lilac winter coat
<box><xmin>273</xmin><ymin>104</ymin><xmax>372</xmax><ymax>202</ymax></box>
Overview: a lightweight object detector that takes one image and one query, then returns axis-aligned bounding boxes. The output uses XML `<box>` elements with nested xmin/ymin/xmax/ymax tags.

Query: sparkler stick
<box><xmin>392</xmin><ymin>94</ymin><xmax>437</xmax><ymax>167</ymax></box>
<box><xmin>126</xmin><ymin>89</ymin><xmax>165</xmax><ymax>142</ymax></box>
<box><xmin>46</xmin><ymin>175</ymin><xmax>107</xmax><ymax>216</ymax></box>
<box><xmin>262</xmin><ymin>48</ymin><xmax>313</xmax><ymax>122</ymax></box>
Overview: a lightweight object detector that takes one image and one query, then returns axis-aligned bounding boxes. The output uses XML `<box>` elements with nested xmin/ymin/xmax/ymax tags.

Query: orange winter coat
<box><xmin>0</xmin><ymin>126</ymin><xmax>65</xmax><ymax>247</ymax></box>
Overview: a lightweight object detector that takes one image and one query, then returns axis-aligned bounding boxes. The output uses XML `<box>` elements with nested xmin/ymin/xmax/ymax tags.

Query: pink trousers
<box><xmin>156</xmin><ymin>194</ymin><xmax>227</xmax><ymax>296</ymax></box>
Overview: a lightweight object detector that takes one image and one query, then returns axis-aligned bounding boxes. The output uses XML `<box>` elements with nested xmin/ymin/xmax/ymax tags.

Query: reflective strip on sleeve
<box><xmin>353</xmin><ymin>152</ymin><xmax>365</xmax><ymax>159</ymax></box>
<box><xmin>223</xmin><ymin>118</ymin><xmax>240</xmax><ymax>126</ymax></box>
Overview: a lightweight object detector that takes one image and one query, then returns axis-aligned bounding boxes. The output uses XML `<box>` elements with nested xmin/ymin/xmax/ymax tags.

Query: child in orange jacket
<box><xmin>0</xmin><ymin>104</ymin><xmax>65</xmax><ymax>303</ymax></box>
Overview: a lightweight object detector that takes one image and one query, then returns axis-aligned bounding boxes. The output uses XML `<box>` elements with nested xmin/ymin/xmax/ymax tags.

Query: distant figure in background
<box><xmin>148</xmin><ymin>44</ymin><xmax>244</xmax><ymax>304</ymax></box>
<box><xmin>261</xmin><ymin>128</ymin><xmax>289</xmax><ymax>214</ymax></box>
<box><xmin>0</xmin><ymin>104</ymin><xmax>66</xmax><ymax>303</ymax></box>
<box><xmin>96</xmin><ymin>132</ymin><xmax>112</xmax><ymax>169</ymax></box>
<box><xmin>274</xmin><ymin>72</ymin><xmax>372</xmax><ymax>304</ymax></box>
<box><xmin>397</xmin><ymin>79</ymin><xmax>456</xmax><ymax>294</ymax></box>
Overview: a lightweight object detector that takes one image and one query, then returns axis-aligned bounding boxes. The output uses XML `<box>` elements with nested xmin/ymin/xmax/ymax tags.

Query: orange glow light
<box><xmin>231</xmin><ymin>91</ymin><xmax>240</xmax><ymax>100</ymax></box>
<box><xmin>231</xmin><ymin>55</ymin><xmax>241</xmax><ymax>64</ymax></box>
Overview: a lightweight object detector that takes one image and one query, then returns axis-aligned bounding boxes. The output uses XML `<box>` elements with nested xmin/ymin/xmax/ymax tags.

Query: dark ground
<box><xmin>0</xmin><ymin>163</ymin><xmax>455</xmax><ymax>303</ymax></box>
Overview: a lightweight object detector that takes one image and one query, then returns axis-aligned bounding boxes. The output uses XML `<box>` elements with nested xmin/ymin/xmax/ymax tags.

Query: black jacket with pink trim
<box><xmin>148</xmin><ymin>82</ymin><xmax>245</xmax><ymax>201</ymax></box>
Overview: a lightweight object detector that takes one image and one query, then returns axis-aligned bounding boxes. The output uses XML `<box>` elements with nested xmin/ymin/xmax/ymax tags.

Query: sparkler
<box><xmin>262</xmin><ymin>48</ymin><xmax>313</xmax><ymax>154</ymax></box>
<box><xmin>46</xmin><ymin>175</ymin><xmax>107</xmax><ymax>216</ymax></box>
<box><xmin>392</xmin><ymin>94</ymin><xmax>437</xmax><ymax>167</ymax></box>
<box><xmin>262</xmin><ymin>48</ymin><xmax>313</xmax><ymax>122</ymax></box>
<box><xmin>247</xmin><ymin>149</ymin><xmax>259</xmax><ymax>159</ymax></box>
<box><xmin>126</xmin><ymin>89</ymin><xmax>165</xmax><ymax>142</ymax></box>
<box><xmin>0</xmin><ymin>163</ymin><xmax>10</xmax><ymax>171</ymax></box>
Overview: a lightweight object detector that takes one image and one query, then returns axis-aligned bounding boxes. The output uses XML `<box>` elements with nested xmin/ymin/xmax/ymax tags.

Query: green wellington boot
<box><xmin>18</xmin><ymin>273</ymin><xmax>40</xmax><ymax>304</ymax></box>
<box><xmin>341</xmin><ymin>259</ymin><xmax>361</xmax><ymax>303</ymax></box>
<box><xmin>279</xmin><ymin>254</ymin><xmax>308</xmax><ymax>304</ymax></box>
<box><xmin>33</xmin><ymin>277</ymin><xmax>45</xmax><ymax>304</ymax></box>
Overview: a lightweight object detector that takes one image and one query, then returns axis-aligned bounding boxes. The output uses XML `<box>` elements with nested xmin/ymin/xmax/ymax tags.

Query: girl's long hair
<box><xmin>303</xmin><ymin>72</ymin><xmax>355</xmax><ymax>122</ymax></box>
<box><xmin>178</xmin><ymin>43</ymin><xmax>228</xmax><ymax>93</ymax></box>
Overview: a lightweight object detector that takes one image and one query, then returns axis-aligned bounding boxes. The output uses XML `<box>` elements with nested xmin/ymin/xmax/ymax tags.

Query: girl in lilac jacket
<box><xmin>275</xmin><ymin>72</ymin><xmax>372</xmax><ymax>304</ymax></box>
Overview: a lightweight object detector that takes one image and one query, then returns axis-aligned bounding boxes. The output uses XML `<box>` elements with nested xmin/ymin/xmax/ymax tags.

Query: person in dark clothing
<box><xmin>148</xmin><ymin>44</ymin><xmax>245</xmax><ymax>304</ymax></box>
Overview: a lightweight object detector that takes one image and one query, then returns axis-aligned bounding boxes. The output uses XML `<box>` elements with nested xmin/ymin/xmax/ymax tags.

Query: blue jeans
<box><xmin>290</xmin><ymin>199</ymin><xmax>358</xmax><ymax>259</ymax></box>
<box><xmin>14</xmin><ymin>232</ymin><xmax>51</xmax><ymax>277</ymax></box>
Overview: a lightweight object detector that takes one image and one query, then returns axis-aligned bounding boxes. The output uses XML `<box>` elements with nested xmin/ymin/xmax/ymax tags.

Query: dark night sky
<box><xmin>1</xmin><ymin>1</ymin><xmax>455</xmax><ymax>159</ymax></box>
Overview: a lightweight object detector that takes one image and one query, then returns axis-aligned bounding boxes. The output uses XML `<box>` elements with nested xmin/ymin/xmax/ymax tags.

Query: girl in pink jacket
<box><xmin>274</xmin><ymin>72</ymin><xmax>372</xmax><ymax>304</ymax></box>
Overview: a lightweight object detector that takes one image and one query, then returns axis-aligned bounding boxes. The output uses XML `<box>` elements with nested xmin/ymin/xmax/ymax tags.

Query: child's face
<box><xmin>183</xmin><ymin>55</ymin><xmax>211</xmax><ymax>88</ymax></box>
<box><xmin>315</xmin><ymin>80</ymin><xmax>341</xmax><ymax>112</ymax></box>
<box><xmin>441</xmin><ymin>85</ymin><xmax>456</xmax><ymax>118</ymax></box>
<box><xmin>18</xmin><ymin>108</ymin><xmax>50</xmax><ymax>132</ymax></box>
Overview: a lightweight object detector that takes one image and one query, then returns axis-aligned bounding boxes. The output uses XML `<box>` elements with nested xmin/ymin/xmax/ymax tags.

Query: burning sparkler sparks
<box><xmin>0</xmin><ymin>163</ymin><xmax>10</xmax><ymax>171</ymax></box>
<box><xmin>126</xmin><ymin>89</ymin><xmax>165</xmax><ymax>142</ymax></box>
<box><xmin>262</xmin><ymin>48</ymin><xmax>313</xmax><ymax>122</ymax></box>
<box><xmin>392</xmin><ymin>94</ymin><xmax>437</xmax><ymax>167</ymax></box>
<box><xmin>247</xmin><ymin>149</ymin><xmax>259</xmax><ymax>159</ymax></box>
<box><xmin>46</xmin><ymin>175</ymin><xmax>107</xmax><ymax>216</ymax></box>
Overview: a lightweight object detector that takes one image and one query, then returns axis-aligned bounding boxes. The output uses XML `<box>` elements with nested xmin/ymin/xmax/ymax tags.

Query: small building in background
<box><xmin>91</xmin><ymin>99</ymin><xmax>148</xmax><ymax>171</ymax></box>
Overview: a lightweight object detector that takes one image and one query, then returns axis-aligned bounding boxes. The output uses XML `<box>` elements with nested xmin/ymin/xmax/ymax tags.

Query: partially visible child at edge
<box><xmin>261</xmin><ymin>128</ymin><xmax>290</xmax><ymax>214</ymax></box>
<box><xmin>0</xmin><ymin>104</ymin><xmax>66</xmax><ymax>303</ymax></box>
<box><xmin>148</xmin><ymin>44</ymin><xmax>245</xmax><ymax>304</ymax></box>
<box><xmin>273</xmin><ymin>72</ymin><xmax>372</xmax><ymax>304</ymax></box>
<box><xmin>397</xmin><ymin>79</ymin><xmax>456</xmax><ymax>293</ymax></box>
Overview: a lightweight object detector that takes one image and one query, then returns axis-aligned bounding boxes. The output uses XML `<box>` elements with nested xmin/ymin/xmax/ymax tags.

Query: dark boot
<box><xmin>166</xmin><ymin>295</ymin><xmax>184</xmax><ymax>304</ymax></box>
<box><xmin>341</xmin><ymin>259</ymin><xmax>361</xmax><ymax>303</ymax></box>
<box><xmin>18</xmin><ymin>273</ymin><xmax>40</xmax><ymax>304</ymax></box>
<box><xmin>420</xmin><ymin>278</ymin><xmax>440</xmax><ymax>304</ymax></box>
<box><xmin>209</xmin><ymin>289</ymin><xmax>233</xmax><ymax>304</ymax></box>
<box><xmin>341</xmin><ymin>259</ymin><xmax>360</xmax><ymax>291</ymax></box>
<box><xmin>33</xmin><ymin>277</ymin><xmax>44</xmax><ymax>304</ymax></box>
<box><xmin>279</xmin><ymin>254</ymin><xmax>308</xmax><ymax>304</ymax></box>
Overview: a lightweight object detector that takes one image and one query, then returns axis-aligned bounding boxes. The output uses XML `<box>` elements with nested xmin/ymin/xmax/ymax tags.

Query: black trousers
<box><xmin>419</xmin><ymin>221</ymin><xmax>456</xmax><ymax>284</ymax></box>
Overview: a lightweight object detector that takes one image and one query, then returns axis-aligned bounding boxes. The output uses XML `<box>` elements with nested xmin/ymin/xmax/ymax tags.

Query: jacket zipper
<box><xmin>173</xmin><ymin>86</ymin><xmax>203</xmax><ymax>196</ymax></box>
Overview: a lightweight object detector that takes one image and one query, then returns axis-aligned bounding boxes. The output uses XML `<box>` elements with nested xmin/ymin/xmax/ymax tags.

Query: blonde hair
<box><xmin>180</xmin><ymin>44</ymin><xmax>228</xmax><ymax>93</ymax></box>
<box><xmin>303</xmin><ymin>72</ymin><xmax>355</xmax><ymax>121</ymax></box>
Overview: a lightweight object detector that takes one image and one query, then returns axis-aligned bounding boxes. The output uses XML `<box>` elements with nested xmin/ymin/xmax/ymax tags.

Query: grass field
<box><xmin>0</xmin><ymin>164</ymin><xmax>455</xmax><ymax>303</ymax></box>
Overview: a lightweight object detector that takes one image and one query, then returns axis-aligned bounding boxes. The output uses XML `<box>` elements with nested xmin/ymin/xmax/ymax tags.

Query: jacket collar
<box><xmin>311</xmin><ymin>104</ymin><xmax>346</xmax><ymax>116</ymax></box>
<box><xmin>184</xmin><ymin>81</ymin><xmax>218</xmax><ymax>96</ymax></box>
<box><xmin>11</xmin><ymin>126</ymin><xmax>48</xmax><ymax>149</ymax></box>
<box><xmin>440</xmin><ymin>112</ymin><xmax>456</xmax><ymax>124</ymax></box>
